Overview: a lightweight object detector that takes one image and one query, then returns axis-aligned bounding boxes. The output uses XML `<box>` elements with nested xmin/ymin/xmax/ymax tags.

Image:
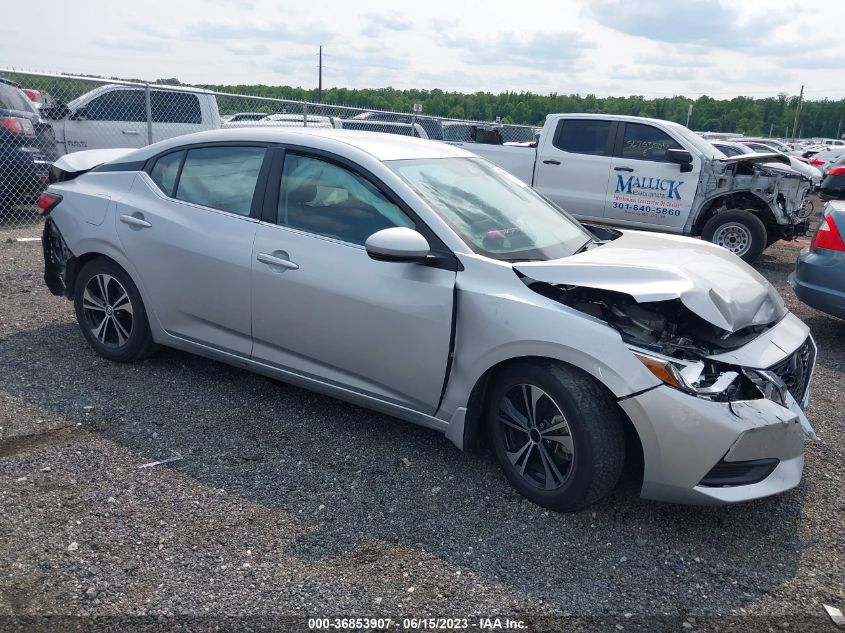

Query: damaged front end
<box><xmin>698</xmin><ymin>154</ymin><xmax>814</xmax><ymax>235</ymax></box>
<box><xmin>522</xmin><ymin>278</ymin><xmax>816</xmax><ymax>425</ymax></box>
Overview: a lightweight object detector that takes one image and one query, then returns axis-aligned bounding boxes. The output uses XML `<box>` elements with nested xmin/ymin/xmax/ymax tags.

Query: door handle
<box><xmin>257</xmin><ymin>252</ymin><xmax>299</xmax><ymax>271</ymax></box>
<box><xmin>614</xmin><ymin>166</ymin><xmax>634</xmax><ymax>172</ymax></box>
<box><xmin>542</xmin><ymin>159</ymin><xmax>561</xmax><ymax>165</ymax></box>
<box><xmin>121</xmin><ymin>130</ymin><xmax>141</xmax><ymax>135</ymax></box>
<box><xmin>119</xmin><ymin>214</ymin><xmax>152</xmax><ymax>228</ymax></box>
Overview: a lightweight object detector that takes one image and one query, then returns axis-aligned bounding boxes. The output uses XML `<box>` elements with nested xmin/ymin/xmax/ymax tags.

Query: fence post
<box><xmin>144</xmin><ymin>84</ymin><xmax>153</xmax><ymax>145</ymax></box>
<box><xmin>303</xmin><ymin>101</ymin><xmax>308</xmax><ymax>127</ymax></box>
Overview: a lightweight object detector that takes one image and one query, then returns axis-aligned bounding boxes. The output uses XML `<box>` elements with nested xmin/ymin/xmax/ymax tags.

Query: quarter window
<box><xmin>277</xmin><ymin>154</ymin><xmax>413</xmax><ymax>245</ymax></box>
<box><xmin>149</xmin><ymin>150</ymin><xmax>184</xmax><ymax>196</ymax></box>
<box><xmin>553</xmin><ymin>119</ymin><xmax>612</xmax><ymax>156</ymax></box>
<box><xmin>174</xmin><ymin>146</ymin><xmax>266</xmax><ymax>216</ymax></box>
<box><xmin>621</xmin><ymin>123</ymin><xmax>682</xmax><ymax>162</ymax></box>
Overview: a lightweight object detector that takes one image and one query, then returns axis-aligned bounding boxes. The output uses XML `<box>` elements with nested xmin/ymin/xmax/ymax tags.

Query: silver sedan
<box><xmin>40</xmin><ymin>128</ymin><xmax>816</xmax><ymax>511</ymax></box>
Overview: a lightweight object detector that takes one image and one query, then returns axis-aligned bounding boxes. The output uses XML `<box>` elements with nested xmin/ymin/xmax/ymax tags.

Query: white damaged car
<box><xmin>40</xmin><ymin>129</ymin><xmax>816</xmax><ymax>510</ymax></box>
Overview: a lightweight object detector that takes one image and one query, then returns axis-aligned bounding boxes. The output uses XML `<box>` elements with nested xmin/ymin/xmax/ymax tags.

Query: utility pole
<box><xmin>685</xmin><ymin>103</ymin><xmax>693</xmax><ymax>128</ymax></box>
<box><xmin>791</xmin><ymin>84</ymin><xmax>804</xmax><ymax>142</ymax></box>
<box><xmin>318</xmin><ymin>45</ymin><xmax>323</xmax><ymax>103</ymax></box>
<box><xmin>837</xmin><ymin>116</ymin><xmax>843</xmax><ymax>140</ymax></box>
<box><xmin>769</xmin><ymin>122</ymin><xmax>774</xmax><ymax>136</ymax></box>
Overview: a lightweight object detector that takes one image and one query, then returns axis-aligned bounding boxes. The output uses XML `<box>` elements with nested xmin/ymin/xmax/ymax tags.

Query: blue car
<box><xmin>790</xmin><ymin>200</ymin><xmax>845</xmax><ymax>320</ymax></box>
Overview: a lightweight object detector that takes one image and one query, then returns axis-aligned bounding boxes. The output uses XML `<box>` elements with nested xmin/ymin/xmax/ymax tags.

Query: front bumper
<box><xmin>620</xmin><ymin>386</ymin><xmax>811</xmax><ymax>504</ymax></box>
<box><xmin>620</xmin><ymin>313</ymin><xmax>816</xmax><ymax>505</ymax></box>
<box><xmin>789</xmin><ymin>246</ymin><xmax>845</xmax><ymax>320</ymax></box>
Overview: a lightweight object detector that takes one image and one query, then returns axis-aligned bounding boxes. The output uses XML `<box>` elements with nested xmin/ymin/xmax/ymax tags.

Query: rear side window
<box><xmin>553</xmin><ymin>119</ymin><xmax>613</xmax><ymax>155</ymax></box>
<box><xmin>85</xmin><ymin>89</ymin><xmax>146</xmax><ymax>122</ymax></box>
<box><xmin>175</xmin><ymin>146</ymin><xmax>266</xmax><ymax>216</ymax></box>
<box><xmin>0</xmin><ymin>83</ymin><xmax>36</xmax><ymax>113</ymax></box>
<box><xmin>151</xmin><ymin>91</ymin><xmax>202</xmax><ymax>124</ymax></box>
<box><xmin>277</xmin><ymin>153</ymin><xmax>413</xmax><ymax>245</ymax></box>
<box><xmin>621</xmin><ymin>123</ymin><xmax>682</xmax><ymax>162</ymax></box>
<box><xmin>149</xmin><ymin>150</ymin><xmax>184</xmax><ymax>196</ymax></box>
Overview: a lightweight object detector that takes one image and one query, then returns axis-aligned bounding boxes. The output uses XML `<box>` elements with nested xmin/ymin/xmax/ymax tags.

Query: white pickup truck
<box><xmin>42</xmin><ymin>85</ymin><xmax>221</xmax><ymax>156</ymax></box>
<box><xmin>448</xmin><ymin>113</ymin><xmax>812</xmax><ymax>262</ymax></box>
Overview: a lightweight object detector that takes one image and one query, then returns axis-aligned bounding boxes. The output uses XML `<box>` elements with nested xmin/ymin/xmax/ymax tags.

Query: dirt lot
<box><xmin>0</xmin><ymin>225</ymin><xmax>843</xmax><ymax>632</ymax></box>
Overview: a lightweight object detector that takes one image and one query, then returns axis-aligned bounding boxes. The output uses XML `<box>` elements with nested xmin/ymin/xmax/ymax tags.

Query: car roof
<box><xmin>119</xmin><ymin>127</ymin><xmax>476</xmax><ymax>162</ymax></box>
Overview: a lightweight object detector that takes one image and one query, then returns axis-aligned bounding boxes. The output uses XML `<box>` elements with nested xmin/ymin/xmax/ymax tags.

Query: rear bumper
<box><xmin>620</xmin><ymin>386</ymin><xmax>810</xmax><ymax>505</ymax></box>
<box><xmin>789</xmin><ymin>246</ymin><xmax>845</xmax><ymax>319</ymax></box>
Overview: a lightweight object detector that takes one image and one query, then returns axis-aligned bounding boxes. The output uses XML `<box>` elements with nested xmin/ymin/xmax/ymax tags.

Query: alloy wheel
<box><xmin>498</xmin><ymin>384</ymin><xmax>575</xmax><ymax>490</ymax></box>
<box><xmin>82</xmin><ymin>273</ymin><xmax>134</xmax><ymax>348</ymax></box>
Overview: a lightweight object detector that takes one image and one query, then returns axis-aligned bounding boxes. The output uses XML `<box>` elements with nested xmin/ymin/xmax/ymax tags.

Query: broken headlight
<box><xmin>629</xmin><ymin>346</ymin><xmax>739</xmax><ymax>398</ymax></box>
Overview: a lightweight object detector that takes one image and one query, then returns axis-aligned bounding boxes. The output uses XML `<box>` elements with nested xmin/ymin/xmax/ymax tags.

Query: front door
<box><xmin>251</xmin><ymin>151</ymin><xmax>456</xmax><ymax>413</ymax></box>
<box><xmin>605</xmin><ymin>122</ymin><xmax>700</xmax><ymax>232</ymax></box>
<box><xmin>64</xmin><ymin>88</ymin><xmax>147</xmax><ymax>153</ymax></box>
<box><xmin>115</xmin><ymin>144</ymin><xmax>268</xmax><ymax>356</ymax></box>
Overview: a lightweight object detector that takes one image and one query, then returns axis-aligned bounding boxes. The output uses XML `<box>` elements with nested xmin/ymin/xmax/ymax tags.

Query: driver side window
<box><xmin>277</xmin><ymin>153</ymin><xmax>414</xmax><ymax>245</ymax></box>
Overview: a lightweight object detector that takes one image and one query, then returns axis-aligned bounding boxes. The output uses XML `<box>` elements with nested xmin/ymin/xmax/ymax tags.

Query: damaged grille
<box><xmin>768</xmin><ymin>337</ymin><xmax>816</xmax><ymax>404</ymax></box>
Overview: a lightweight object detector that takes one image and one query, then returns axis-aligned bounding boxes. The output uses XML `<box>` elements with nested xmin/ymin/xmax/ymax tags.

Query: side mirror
<box><xmin>365</xmin><ymin>227</ymin><xmax>430</xmax><ymax>262</ymax></box>
<box><xmin>666</xmin><ymin>148</ymin><xmax>693</xmax><ymax>172</ymax></box>
<box><xmin>70</xmin><ymin>107</ymin><xmax>88</xmax><ymax>121</ymax></box>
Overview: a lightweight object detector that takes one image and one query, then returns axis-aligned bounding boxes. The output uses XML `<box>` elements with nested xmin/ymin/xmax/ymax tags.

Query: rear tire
<box><xmin>701</xmin><ymin>209</ymin><xmax>767</xmax><ymax>263</ymax></box>
<box><xmin>73</xmin><ymin>258</ymin><xmax>154</xmax><ymax>362</ymax></box>
<box><xmin>486</xmin><ymin>361</ymin><xmax>625</xmax><ymax>512</ymax></box>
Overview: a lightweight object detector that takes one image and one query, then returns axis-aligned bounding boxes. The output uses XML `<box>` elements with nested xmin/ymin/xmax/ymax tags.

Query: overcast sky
<box><xmin>2</xmin><ymin>0</ymin><xmax>842</xmax><ymax>99</ymax></box>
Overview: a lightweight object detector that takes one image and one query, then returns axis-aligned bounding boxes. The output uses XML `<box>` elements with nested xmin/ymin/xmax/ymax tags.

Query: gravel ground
<box><xmin>0</xmin><ymin>223</ymin><xmax>843</xmax><ymax>633</ymax></box>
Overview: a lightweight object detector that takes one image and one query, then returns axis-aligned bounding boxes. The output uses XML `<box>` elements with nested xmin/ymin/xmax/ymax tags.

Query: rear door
<box><xmin>151</xmin><ymin>90</ymin><xmax>208</xmax><ymax>142</ymax></box>
<box><xmin>64</xmin><ymin>88</ymin><xmax>147</xmax><ymax>152</ymax></box>
<box><xmin>532</xmin><ymin>118</ymin><xmax>615</xmax><ymax>220</ymax></box>
<box><xmin>250</xmin><ymin>149</ymin><xmax>456</xmax><ymax>413</ymax></box>
<box><xmin>605</xmin><ymin>121</ymin><xmax>700</xmax><ymax>232</ymax></box>
<box><xmin>116</xmin><ymin>143</ymin><xmax>269</xmax><ymax>356</ymax></box>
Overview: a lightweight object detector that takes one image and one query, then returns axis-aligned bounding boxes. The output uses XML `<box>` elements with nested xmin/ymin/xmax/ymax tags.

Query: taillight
<box><xmin>810</xmin><ymin>213</ymin><xmax>845</xmax><ymax>252</ymax></box>
<box><xmin>810</xmin><ymin>158</ymin><xmax>825</xmax><ymax>166</ymax></box>
<box><xmin>828</xmin><ymin>166</ymin><xmax>845</xmax><ymax>177</ymax></box>
<box><xmin>0</xmin><ymin>116</ymin><xmax>35</xmax><ymax>136</ymax></box>
<box><xmin>22</xmin><ymin>89</ymin><xmax>39</xmax><ymax>102</ymax></box>
<box><xmin>36</xmin><ymin>192</ymin><xmax>62</xmax><ymax>216</ymax></box>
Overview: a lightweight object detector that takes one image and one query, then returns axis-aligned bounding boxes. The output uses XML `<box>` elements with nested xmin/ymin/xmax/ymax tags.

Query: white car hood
<box><xmin>514</xmin><ymin>231</ymin><xmax>786</xmax><ymax>333</ymax></box>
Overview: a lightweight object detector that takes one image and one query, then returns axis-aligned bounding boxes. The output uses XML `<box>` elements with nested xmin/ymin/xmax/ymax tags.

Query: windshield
<box><xmin>667</xmin><ymin>123</ymin><xmax>727</xmax><ymax>160</ymax></box>
<box><xmin>388</xmin><ymin>157</ymin><xmax>592</xmax><ymax>261</ymax></box>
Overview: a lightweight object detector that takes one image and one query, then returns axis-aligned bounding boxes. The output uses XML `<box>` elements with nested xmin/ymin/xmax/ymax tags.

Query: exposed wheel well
<box><xmin>692</xmin><ymin>193</ymin><xmax>778</xmax><ymax>236</ymax></box>
<box><xmin>461</xmin><ymin>356</ymin><xmax>644</xmax><ymax>485</ymax></box>
<box><xmin>65</xmin><ymin>252</ymin><xmax>119</xmax><ymax>297</ymax></box>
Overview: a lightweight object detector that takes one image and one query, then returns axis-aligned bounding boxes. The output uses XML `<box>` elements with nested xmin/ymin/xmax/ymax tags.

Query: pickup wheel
<box><xmin>701</xmin><ymin>209</ymin><xmax>767</xmax><ymax>263</ymax></box>
<box><xmin>486</xmin><ymin>361</ymin><xmax>625</xmax><ymax>512</ymax></box>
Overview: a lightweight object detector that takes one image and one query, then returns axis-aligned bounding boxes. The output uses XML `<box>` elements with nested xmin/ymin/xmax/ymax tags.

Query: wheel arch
<box><xmin>692</xmin><ymin>192</ymin><xmax>778</xmax><ymax>236</ymax></box>
<box><xmin>458</xmin><ymin>355</ymin><xmax>645</xmax><ymax>486</ymax></box>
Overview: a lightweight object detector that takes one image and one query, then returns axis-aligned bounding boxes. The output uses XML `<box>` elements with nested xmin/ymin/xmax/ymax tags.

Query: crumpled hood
<box><xmin>514</xmin><ymin>230</ymin><xmax>786</xmax><ymax>333</ymax></box>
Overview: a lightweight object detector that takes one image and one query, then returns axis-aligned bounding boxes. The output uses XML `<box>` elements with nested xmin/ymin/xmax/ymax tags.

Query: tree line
<box><xmin>198</xmin><ymin>83</ymin><xmax>845</xmax><ymax>139</ymax></box>
<box><xmin>4</xmin><ymin>71</ymin><xmax>843</xmax><ymax>138</ymax></box>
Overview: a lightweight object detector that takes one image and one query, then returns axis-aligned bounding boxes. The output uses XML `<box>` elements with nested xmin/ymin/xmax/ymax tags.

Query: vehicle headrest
<box><xmin>288</xmin><ymin>183</ymin><xmax>316</xmax><ymax>204</ymax></box>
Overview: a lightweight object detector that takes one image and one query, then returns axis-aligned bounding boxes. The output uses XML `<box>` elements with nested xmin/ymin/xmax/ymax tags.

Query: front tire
<box><xmin>486</xmin><ymin>361</ymin><xmax>625</xmax><ymax>512</ymax></box>
<box><xmin>73</xmin><ymin>258</ymin><xmax>154</xmax><ymax>362</ymax></box>
<box><xmin>701</xmin><ymin>209</ymin><xmax>767</xmax><ymax>263</ymax></box>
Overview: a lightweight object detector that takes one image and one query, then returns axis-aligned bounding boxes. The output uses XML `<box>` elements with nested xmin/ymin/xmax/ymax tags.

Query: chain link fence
<box><xmin>0</xmin><ymin>69</ymin><xmax>539</xmax><ymax>228</ymax></box>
